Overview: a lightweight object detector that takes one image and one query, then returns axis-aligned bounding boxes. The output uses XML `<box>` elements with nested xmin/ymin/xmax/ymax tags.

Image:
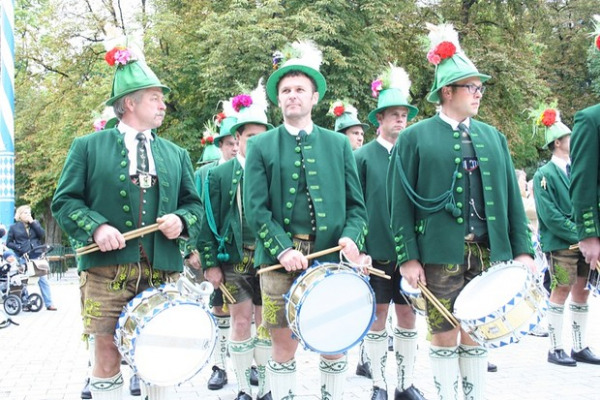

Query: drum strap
<box><xmin>204</xmin><ymin>170</ymin><xmax>231</xmax><ymax>263</ymax></box>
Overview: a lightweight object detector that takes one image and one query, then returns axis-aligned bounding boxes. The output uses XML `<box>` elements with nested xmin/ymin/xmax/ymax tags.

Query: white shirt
<box><xmin>118</xmin><ymin>122</ymin><xmax>156</xmax><ymax>175</ymax></box>
<box><xmin>284</xmin><ymin>122</ymin><xmax>314</xmax><ymax>136</ymax></box>
<box><xmin>236</xmin><ymin>153</ymin><xmax>246</xmax><ymax>170</ymax></box>
<box><xmin>550</xmin><ymin>154</ymin><xmax>571</xmax><ymax>177</ymax></box>
<box><xmin>376</xmin><ymin>136</ymin><xmax>394</xmax><ymax>154</ymax></box>
<box><xmin>439</xmin><ymin>111</ymin><xmax>471</xmax><ymax>132</ymax></box>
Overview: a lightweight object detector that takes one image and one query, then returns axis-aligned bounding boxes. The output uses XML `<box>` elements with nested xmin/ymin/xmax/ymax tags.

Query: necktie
<box><xmin>136</xmin><ymin>132</ymin><xmax>149</xmax><ymax>174</ymax></box>
<box><xmin>298</xmin><ymin>129</ymin><xmax>307</xmax><ymax>141</ymax></box>
<box><xmin>458</xmin><ymin>122</ymin><xmax>469</xmax><ymax>136</ymax></box>
<box><xmin>566</xmin><ymin>164</ymin><xmax>571</xmax><ymax>178</ymax></box>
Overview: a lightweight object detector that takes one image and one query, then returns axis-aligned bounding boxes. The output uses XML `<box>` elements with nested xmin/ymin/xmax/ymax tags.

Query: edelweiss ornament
<box><xmin>425</xmin><ymin>23</ymin><xmax>490</xmax><ymax>104</ymax></box>
<box><xmin>368</xmin><ymin>64</ymin><xmax>419</xmax><ymax>126</ymax></box>
<box><xmin>266</xmin><ymin>40</ymin><xmax>327</xmax><ymax>104</ymax></box>
<box><xmin>229</xmin><ymin>79</ymin><xmax>274</xmax><ymax>135</ymax></box>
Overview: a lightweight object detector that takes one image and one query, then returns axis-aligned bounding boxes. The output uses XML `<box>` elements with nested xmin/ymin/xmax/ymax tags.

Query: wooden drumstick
<box><xmin>417</xmin><ymin>282</ymin><xmax>459</xmax><ymax>328</ymax></box>
<box><xmin>365</xmin><ymin>266</ymin><xmax>391</xmax><ymax>280</ymax></box>
<box><xmin>257</xmin><ymin>245</ymin><xmax>343</xmax><ymax>274</ymax></box>
<box><xmin>220</xmin><ymin>284</ymin><xmax>236</xmax><ymax>304</ymax></box>
<box><xmin>567</xmin><ymin>244</ymin><xmax>600</xmax><ymax>271</ymax></box>
<box><xmin>76</xmin><ymin>223</ymin><xmax>160</xmax><ymax>255</ymax></box>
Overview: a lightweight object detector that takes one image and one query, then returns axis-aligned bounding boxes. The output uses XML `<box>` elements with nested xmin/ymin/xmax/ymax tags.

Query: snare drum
<box><xmin>399</xmin><ymin>278</ymin><xmax>427</xmax><ymax>316</ymax></box>
<box><xmin>115</xmin><ymin>284</ymin><xmax>217</xmax><ymax>386</ymax></box>
<box><xmin>587</xmin><ymin>268</ymin><xmax>600</xmax><ymax>297</ymax></box>
<box><xmin>453</xmin><ymin>260</ymin><xmax>547</xmax><ymax>348</ymax></box>
<box><xmin>284</xmin><ymin>262</ymin><xmax>375</xmax><ymax>354</ymax></box>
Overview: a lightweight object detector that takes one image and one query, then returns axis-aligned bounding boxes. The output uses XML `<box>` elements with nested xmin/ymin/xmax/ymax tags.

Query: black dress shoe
<box><xmin>234</xmin><ymin>392</ymin><xmax>252</xmax><ymax>400</ymax></box>
<box><xmin>571</xmin><ymin>347</ymin><xmax>600</xmax><ymax>365</ymax></box>
<box><xmin>129</xmin><ymin>374</ymin><xmax>141</xmax><ymax>396</ymax></box>
<box><xmin>207</xmin><ymin>365</ymin><xmax>228</xmax><ymax>390</ymax></box>
<box><xmin>487</xmin><ymin>362</ymin><xmax>498</xmax><ymax>372</ymax></box>
<box><xmin>395</xmin><ymin>385</ymin><xmax>427</xmax><ymax>400</ymax></box>
<box><xmin>250</xmin><ymin>365</ymin><xmax>259</xmax><ymax>386</ymax></box>
<box><xmin>355</xmin><ymin>361</ymin><xmax>372</xmax><ymax>379</ymax></box>
<box><xmin>256</xmin><ymin>392</ymin><xmax>273</xmax><ymax>400</ymax></box>
<box><xmin>371</xmin><ymin>386</ymin><xmax>388</xmax><ymax>400</ymax></box>
<box><xmin>80</xmin><ymin>377</ymin><xmax>91</xmax><ymax>399</ymax></box>
<box><xmin>547</xmin><ymin>349</ymin><xmax>577</xmax><ymax>366</ymax></box>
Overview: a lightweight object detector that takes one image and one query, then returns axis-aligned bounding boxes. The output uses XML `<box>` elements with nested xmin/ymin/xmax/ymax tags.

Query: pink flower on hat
<box><xmin>371</xmin><ymin>79</ymin><xmax>383</xmax><ymax>98</ymax></box>
<box><xmin>232</xmin><ymin>94</ymin><xmax>253</xmax><ymax>112</ymax></box>
<box><xmin>105</xmin><ymin>47</ymin><xmax>134</xmax><ymax>67</ymax></box>
<box><xmin>93</xmin><ymin>119</ymin><xmax>107</xmax><ymax>132</ymax></box>
<box><xmin>427</xmin><ymin>41</ymin><xmax>456</xmax><ymax>66</ymax></box>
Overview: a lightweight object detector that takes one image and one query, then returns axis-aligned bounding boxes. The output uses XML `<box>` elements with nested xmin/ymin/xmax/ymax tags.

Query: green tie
<box><xmin>136</xmin><ymin>132</ymin><xmax>149</xmax><ymax>174</ymax></box>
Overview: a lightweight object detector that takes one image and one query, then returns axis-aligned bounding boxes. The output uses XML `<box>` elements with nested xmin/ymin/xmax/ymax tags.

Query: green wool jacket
<box><xmin>197</xmin><ymin>157</ymin><xmax>247</xmax><ymax>269</ymax></box>
<box><xmin>51</xmin><ymin>128</ymin><xmax>203</xmax><ymax>271</ymax></box>
<box><xmin>569</xmin><ymin>103</ymin><xmax>600</xmax><ymax>241</ymax></box>
<box><xmin>244</xmin><ymin>124</ymin><xmax>369</xmax><ymax>267</ymax></box>
<box><xmin>387</xmin><ymin>114</ymin><xmax>532</xmax><ymax>265</ymax></box>
<box><xmin>533</xmin><ymin>161</ymin><xmax>577</xmax><ymax>252</ymax></box>
<box><xmin>354</xmin><ymin>140</ymin><xmax>396</xmax><ymax>260</ymax></box>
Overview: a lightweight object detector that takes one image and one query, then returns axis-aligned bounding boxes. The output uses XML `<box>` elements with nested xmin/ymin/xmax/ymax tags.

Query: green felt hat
<box><xmin>368</xmin><ymin>89</ymin><xmax>419</xmax><ymax>127</ymax></box>
<box><xmin>214</xmin><ymin>116</ymin><xmax>238</xmax><ymax>145</ymax></box>
<box><xmin>198</xmin><ymin>144</ymin><xmax>222</xmax><ymax>164</ymax></box>
<box><xmin>105</xmin><ymin>58</ymin><xmax>170</xmax><ymax>106</ymax></box>
<box><xmin>266</xmin><ymin>40</ymin><xmax>327</xmax><ymax>104</ymax></box>
<box><xmin>427</xmin><ymin>53</ymin><xmax>490</xmax><ymax>104</ymax></box>
<box><xmin>335</xmin><ymin>112</ymin><xmax>369</xmax><ymax>133</ymax></box>
<box><xmin>543</xmin><ymin>121</ymin><xmax>571</xmax><ymax>149</ymax></box>
<box><xmin>229</xmin><ymin>80</ymin><xmax>275</xmax><ymax>134</ymax></box>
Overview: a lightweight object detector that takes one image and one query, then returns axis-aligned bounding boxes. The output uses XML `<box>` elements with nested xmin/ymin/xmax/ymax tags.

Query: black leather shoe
<box><xmin>548</xmin><ymin>349</ymin><xmax>577</xmax><ymax>366</ymax></box>
<box><xmin>371</xmin><ymin>386</ymin><xmax>388</xmax><ymax>400</ymax></box>
<box><xmin>80</xmin><ymin>377</ymin><xmax>91</xmax><ymax>399</ymax></box>
<box><xmin>395</xmin><ymin>385</ymin><xmax>427</xmax><ymax>400</ymax></box>
<box><xmin>129</xmin><ymin>374</ymin><xmax>141</xmax><ymax>396</ymax></box>
<box><xmin>571</xmin><ymin>347</ymin><xmax>600</xmax><ymax>365</ymax></box>
<box><xmin>235</xmin><ymin>392</ymin><xmax>252</xmax><ymax>400</ymax></box>
<box><xmin>355</xmin><ymin>361</ymin><xmax>372</xmax><ymax>379</ymax></box>
<box><xmin>256</xmin><ymin>392</ymin><xmax>273</xmax><ymax>400</ymax></box>
<box><xmin>250</xmin><ymin>365</ymin><xmax>259</xmax><ymax>386</ymax></box>
<box><xmin>487</xmin><ymin>362</ymin><xmax>497</xmax><ymax>372</ymax></box>
<box><xmin>207</xmin><ymin>365</ymin><xmax>228</xmax><ymax>390</ymax></box>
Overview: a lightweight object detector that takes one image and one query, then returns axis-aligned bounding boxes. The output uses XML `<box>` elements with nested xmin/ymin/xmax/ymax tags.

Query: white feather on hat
<box><xmin>102</xmin><ymin>24</ymin><xmax>145</xmax><ymax>62</ymax></box>
<box><xmin>249</xmin><ymin>78</ymin><xmax>269</xmax><ymax>114</ymax></box>
<box><xmin>386</xmin><ymin>64</ymin><xmax>412</xmax><ymax>100</ymax></box>
<box><xmin>425</xmin><ymin>23</ymin><xmax>462</xmax><ymax>54</ymax></box>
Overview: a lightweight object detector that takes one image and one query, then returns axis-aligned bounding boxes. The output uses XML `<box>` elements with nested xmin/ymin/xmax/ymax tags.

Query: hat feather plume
<box><xmin>222</xmin><ymin>98</ymin><xmax>236</xmax><ymax>118</ymax></box>
<box><xmin>387</xmin><ymin>64</ymin><xmax>411</xmax><ymax>100</ymax></box>
<box><xmin>250</xmin><ymin>78</ymin><xmax>269</xmax><ymax>113</ymax></box>
<box><xmin>426</xmin><ymin>23</ymin><xmax>462</xmax><ymax>54</ymax></box>
<box><xmin>292</xmin><ymin>40</ymin><xmax>323</xmax><ymax>70</ymax></box>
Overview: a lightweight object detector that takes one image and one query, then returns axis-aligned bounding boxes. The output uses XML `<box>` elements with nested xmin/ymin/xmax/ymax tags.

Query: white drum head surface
<box><xmin>454</xmin><ymin>265</ymin><xmax>528</xmax><ymax>320</ymax></box>
<box><xmin>296</xmin><ymin>271</ymin><xmax>374</xmax><ymax>353</ymax></box>
<box><xmin>134</xmin><ymin>303</ymin><xmax>216</xmax><ymax>386</ymax></box>
<box><xmin>400</xmin><ymin>278</ymin><xmax>421</xmax><ymax>296</ymax></box>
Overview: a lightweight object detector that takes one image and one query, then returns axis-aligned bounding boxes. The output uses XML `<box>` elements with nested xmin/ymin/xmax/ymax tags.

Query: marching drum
<box><xmin>284</xmin><ymin>262</ymin><xmax>375</xmax><ymax>354</ymax></box>
<box><xmin>115</xmin><ymin>283</ymin><xmax>217</xmax><ymax>386</ymax></box>
<box><xmin>399</xmin><ymin>278</ymin><xmax>427</xmax><ymax>316</ymax></box>
<box><xmin>453</xmin><ymin>260</ymin><xmax>547</xmax><ymax>348</ymax></box>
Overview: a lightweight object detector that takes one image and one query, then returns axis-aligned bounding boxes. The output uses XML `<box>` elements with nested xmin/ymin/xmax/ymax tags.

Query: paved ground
<box><xmin>1</xmin><ymin>268</ymin><xmax>599</xmax><ymax>400</ymax></box>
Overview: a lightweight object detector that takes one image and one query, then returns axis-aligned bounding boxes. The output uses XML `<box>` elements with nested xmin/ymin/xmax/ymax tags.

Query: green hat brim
<box><xmin>337</xmin><ymin>122</ymin><xmax>370</xmax><ymax>133</ymax></box>
<box><xmin>214</xmin><ymin>117</ymin><xmax>238</xmax><ymax>145</ymax></box>
<box><xmin>266</xmin><ymin>64</ymin><xmax>327</xmax><ymax>104</ymax></box>
<box><xmin>542</xmin><ymin>122</ymin><xmax>571</xmax><ymax>149</ymax></box>
<box><xmin>106</xmin><ymin>84</ymin><xmax>170</xmax><ymax>106</ymax></box>
<box><xmin>230</xmin><ymin>121</ymin><xmax>275</xmax><ymax>136</ymax></box>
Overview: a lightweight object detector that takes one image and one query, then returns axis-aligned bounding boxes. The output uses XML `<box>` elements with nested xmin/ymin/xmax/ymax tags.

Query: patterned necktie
<box><xmin>566</xmin><ymin>163</ymin><xmax>571</xmax><ymax>178</ymax></box>
<box><xmin>136</xmin><ymin>132</ymin><xmax>149</xmax><ymax>174</ymax></box>
<box><xmin>458</xmin><ymin>122</ymin><xmax>469</xmax><ymax>136</ymax></box>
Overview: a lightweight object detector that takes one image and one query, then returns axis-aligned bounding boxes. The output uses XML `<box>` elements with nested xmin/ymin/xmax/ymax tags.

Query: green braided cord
<box><xmin>394</xmin><ymin>153</ymin><xmax>459</xmax><ymax>212</ymax></box>
<box><xmin>203</xmin><ymin>169</ymin><xmax>230</xmax><ymax>255</ymax></box>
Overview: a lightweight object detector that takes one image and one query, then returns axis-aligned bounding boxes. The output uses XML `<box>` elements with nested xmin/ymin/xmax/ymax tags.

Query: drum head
<box><xmin>134</xmin><ymin>302</ymin><xmax>216</xmax><ymax>386</ymax></box>
<box><xmin>400</xmin><ymin>278</ymin><xmax>420</xmax><ymax>296</ymax></box>
<box><xmin>454</xmin><ymin>263</ymin><xmax>529</xmax><ymax>320</ymax></box>
<box><xmin>295</xmin><ymin>269</ymin><xmax>374</xmax><ymax>354</ymax></box>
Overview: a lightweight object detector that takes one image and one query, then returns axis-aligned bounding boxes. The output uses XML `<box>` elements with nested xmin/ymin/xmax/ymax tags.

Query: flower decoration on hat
<box><xmin>92</xmin><ymin>107</ymin><xmax>116</xmax><ymax>132</ymax></box>
<box><xmin>328</xmin><ymin>100</ymin><xmax>357</xmax><ymax>118</ymax></box>
<box><xmin>425</xmin><ymin>23</ymin><xmax>461</xmax><ymax>66</ymax></box>
<box><xmin>529</xmin><ymin>101</ymin><xmax>571</xmax><ymax>149</ymax></box>
<box><xmin>232</xmin><ymin>94</ymin><xmax>253</xmax><ymax>112</ymax></box>
<box><xmin>105</xmin><ymin>46</ymin><xmax>137</xmax><ymax>67</ymax></box>
<box><xmin>370</xmin><ymin>64</ymin><xmax>412</xmax><ymax>100</ymax></box>
<box><xmin>214</xmin><ymin>99</ymin><xmax>235</xmax><ymax>128</ymax></box>
<box><xmin>593</xmin><ymin>15</ymin><xmax>600</xmax><ymax>51</ymax></box>
<box><xmin>201</xmin><ymin>120</ymin><xmax>218</xmax><ymax>146</ymax></box>
<box><xmin>538</xmin><ymin>109</ymin><xmax>557</xmax><ymax>127</ymax></box>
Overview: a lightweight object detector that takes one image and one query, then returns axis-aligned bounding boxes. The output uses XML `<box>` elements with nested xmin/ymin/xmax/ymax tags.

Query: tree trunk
<box><xmin>42</xmin><ymin>208</ymin><xmax>63</xmax><ymax>246</ymax></box>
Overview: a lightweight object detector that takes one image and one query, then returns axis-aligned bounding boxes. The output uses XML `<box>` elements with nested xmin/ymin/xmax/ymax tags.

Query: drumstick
<box><xmin>220</xmin><ymin>284</ymin><xmax>236</xmax><ymax>304</ymax></box>
<box><xmin>365</xmin><ymin>266</ymin><xmax>391</xmax><ymax>280</ymax></box>
<box><xmin>76</xmin><ymin>223</ymin><xmax>160</xmax><ymax>255</ymax></box>
<box><xmin>257</xmin><ymin>245</ymin><xmax>343</xmax><ymax>274</ymax></box>
<box><xmin>417</xmin><ymin>282</ymin><xmax>459</xmax><ymax>328</ymax></box>
<box><xmin>567</xmin><ymin>244</ymin><xmax>600</xmax><ymax>271</ymax></box>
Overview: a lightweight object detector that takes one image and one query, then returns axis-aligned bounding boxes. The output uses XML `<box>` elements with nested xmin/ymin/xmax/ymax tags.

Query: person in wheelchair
<box><xmin>6</xmin><ymin>205</ymin><xmax>57</xmax><ymax>311</ymax></box>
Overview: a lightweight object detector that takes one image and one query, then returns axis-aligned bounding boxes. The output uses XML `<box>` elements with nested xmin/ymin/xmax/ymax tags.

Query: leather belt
<box><xmin>293</xmin><ymin>234</ymin><xmax>315</xmax><ymax>241</ymax></box>
<box><xmin>243</xmin><ymin>244</ymin><xmax>256</xmax><ymax>251</ymax></box>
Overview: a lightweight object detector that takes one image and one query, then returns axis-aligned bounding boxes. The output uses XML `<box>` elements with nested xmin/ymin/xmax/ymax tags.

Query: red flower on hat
<box><xmin>105</xmin><ymin>46</ymin><xmax>133</xmax><ymax>67</ymax></box>
<box><xmin>215</xmin><ymin>112</ymin><xmax>226</xmax><ymax>126</ymax></box>
<box><xmin>206</xmin><ymin>136</ymin><xmax>214</xmax><ymax>144</ymax></box>
<box><xmin>596</xmin><ymin>34</ymin><xmax>600</xmax><ymax>51</ymax></box>
<box><xmin>333</xmin><ymin>105</ymin><xmax>345</xmax><ymax>117</ymax></box>
<box><xmin>540</xmin><ymin>109</ymin><xmax>557</xmax><ymax>127</ymax></box>
<box><xmin>201</xmin><ymin>138</ymin><xmax>206</xmax><ymax>145</ymax></box>
<box><xmin>427</xmin><ymin>41</ymin><xmax>456</xmax><ymax>66</ymax></box>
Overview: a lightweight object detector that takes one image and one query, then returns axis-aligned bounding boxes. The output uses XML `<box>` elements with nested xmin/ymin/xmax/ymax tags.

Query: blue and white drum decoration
<box><xmin>587</xmin><ymin>268</ymin><xmax>600</xmax><ymax>297</ymax></box>
<box><xmin>285</xmin><ymin>262</ymin><xmax>375</xmax><ymax>355</ymax></box>
<box><xmin>453</xmin><ymin>260</ymin><xmax>547</xmax><ymax>348</ymax></box>
<box><xmin>115</xmin><ymin>283</ymin><xmax>217</xmax><ymax>386</ymax></box>
<box><xmin>400</xmin><ymin>277</ymin><xmax>427</xmax><ymax>316</ymax></box>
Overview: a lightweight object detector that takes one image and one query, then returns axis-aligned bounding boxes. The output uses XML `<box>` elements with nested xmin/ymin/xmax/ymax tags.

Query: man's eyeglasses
<box><xmin>448</xmin><ymin>84</ymin><xmax>486</xmax><ymax>94</ymax></box>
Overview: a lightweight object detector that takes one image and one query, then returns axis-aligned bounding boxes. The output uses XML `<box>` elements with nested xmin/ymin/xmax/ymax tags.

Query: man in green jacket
<box><xmin>388</xmin><ymin>24</ymin><xmax>535</xmax><ymax>400</ymax></box>
<box><xmin>355</xmin><ymin>65</ymin><xmax>424</xmax><ymax>400</ymax></box>
<box><xmin>328</xmin><ymin>99</ymin><xmax>368</xmax><ymax>150</ymax></box>
<box><xmin>51</xmin><ymin>47</ymin><xmax>202</xmax><ymax>400</ymax></box>
<box><xmin>244</xmin><ymin>40</ymin><xmax>368</xmax><ymax>400</ymax></box>
<box><xmin>199</xmin><ymin>82</ymin><xmax>275</xmax><ymax>400</ymax></box>
<box><xmin>533</xmin><ymin>107</ymin><xmax>600</xmax><ymax>367</ymax></box>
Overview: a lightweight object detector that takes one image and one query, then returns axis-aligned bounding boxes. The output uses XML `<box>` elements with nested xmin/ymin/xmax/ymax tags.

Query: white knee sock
<box><xmin>320</xmin><ymin>354</ymin><xmax>348</xmax><ymax>400</ymax></box>
<box><xmin>547</xmin><ymin>301</ymin><xmax>564</xmax><ymax>351</ymax></box>
<box><xmin>429</xmin><ymin>345</ymin><xmax>459</xmax><ymax>400</ymax></box>
<box><xmin>213</xmin><ymin>315</ymin><xmax>230</xmax><ymax>370</ymax></box>
<box><xmin>570</xmin><ymin>301</ymin><xmax>589</xmax><ymax>352</ymax></box>
<box><xmin>458</xmin><ymin>344</ymin><xmax>487</xmax><ymax>400</ymax></box>
<box><xmin>141</xmin><ymin>383</ymin><xmax>174</xmax><ymax>400</ymax></box>
<box><xmin>254</xmin><ymin>337</ymin><xmax>272</xmax><ymax>397</ymax></box>
<box><xmin>364</xmin><ymin>329</ymin><xmax>388</xmax><ymax>389</ymax></box>
<box><xmin>230</xmin><ymin>337</ymin><xmax>255</xmax><ymax>395</ymax></box>
<box><xmin>393</xmin><ymin>327</ymin><xmax>418</xmax><ymax>391</ymax></box>
<box><xmin>90</xmin><ymin>372</ymin><xmax>124</xmax><ymax>399</ymax></box>
<box><xmin>267</xmin><ymin>358</ymin><xmax>296</xmax><ymax>399</ymax></box>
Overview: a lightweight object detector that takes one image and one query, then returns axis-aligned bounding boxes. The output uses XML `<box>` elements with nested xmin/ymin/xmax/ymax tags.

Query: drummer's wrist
<box><xmin>277</xmin><ymin>247</ymin><xmax>293</xmax><ymax>261</ymax></box>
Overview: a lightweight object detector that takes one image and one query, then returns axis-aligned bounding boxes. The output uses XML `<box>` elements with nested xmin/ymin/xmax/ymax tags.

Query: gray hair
<box><xmin>112</xmin><ymin>90</ymin><xmax>145</xmax><ymax>119</ymax></box>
